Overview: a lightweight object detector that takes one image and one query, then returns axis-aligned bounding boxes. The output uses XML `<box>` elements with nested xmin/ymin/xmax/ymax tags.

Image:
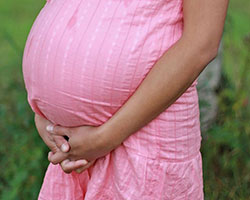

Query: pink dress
<box><xmin>22</xmin><ymin>0</ymin><xmax>204</xmax><ymax>199</ymax></box>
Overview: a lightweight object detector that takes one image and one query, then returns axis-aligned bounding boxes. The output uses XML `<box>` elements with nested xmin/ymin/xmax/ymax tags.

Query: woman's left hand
<box><xmin>47</xmin><ymin>124</ymin><xmax>116</xmax><ymax>173</ymax></box>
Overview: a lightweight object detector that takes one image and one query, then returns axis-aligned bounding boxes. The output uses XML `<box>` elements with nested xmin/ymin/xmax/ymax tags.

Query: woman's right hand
<box><xmin>34</xmin><ymin>114</ymin><xmax>90</xmax><ymax>173</ymax></box>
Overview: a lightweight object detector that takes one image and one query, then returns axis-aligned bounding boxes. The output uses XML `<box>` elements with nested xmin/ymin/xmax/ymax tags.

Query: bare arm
<box><xmin>99</xmin><ymin>0</ymin><xmax>229</xmax><ymax>149</ymax></box>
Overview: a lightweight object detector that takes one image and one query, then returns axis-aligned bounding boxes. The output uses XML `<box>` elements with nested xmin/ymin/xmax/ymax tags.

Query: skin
<box><xmin>35</xmin><ymin>0</ymin><xmax>229</xmax><ymax>174</ymax></box>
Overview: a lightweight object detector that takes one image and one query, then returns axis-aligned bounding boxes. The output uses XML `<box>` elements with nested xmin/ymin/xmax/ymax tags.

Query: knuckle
<box><xmin>51</xmin><ymin>146</ymin><xmax>58</xmax><ymax>153</ymax></box>
<box><xmin>50</xmin><ymin>159</ymin><xmax>58</xmax><ymax>165</ymax></box>
<box><xmin>54</xmin><ymin>126</ymin><xmax>64</xmax><ymax>135</ymax></box>
<box><xmin>52</xmin><ymin>126</ymin><xmax>57</xmax><ymax>134</ymax></box>
<box><xmin>61</xmin><ymin>165</ymin><xmax>71</xmax><ymax>174</ymax></box>
<box><xmin>60</xmin><ymin>164</ymin><xmax>67</xmax><ymax>171</ymax></box>
<box><xmin>49</xmin><ymin>157</ymin><xmax>58</xmax><ymax>165</ymax></box>
<box><xmin>50</xmin><ymin>160</ymin><xmax>58</xmax><ymax>165</ymax></box>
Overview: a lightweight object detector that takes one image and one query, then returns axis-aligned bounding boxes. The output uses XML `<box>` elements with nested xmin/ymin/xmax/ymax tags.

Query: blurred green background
<box><xmin>0</xmin><ymin>0</ymin><xmax>249</xmax><ymax>199</ymax></box>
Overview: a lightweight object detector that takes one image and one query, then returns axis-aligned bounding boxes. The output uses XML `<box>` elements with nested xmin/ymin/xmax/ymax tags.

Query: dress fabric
<box><xmin>22</xmin><ymin>0</ymin><xmax>204</xmax><ymax>199</ymax></box>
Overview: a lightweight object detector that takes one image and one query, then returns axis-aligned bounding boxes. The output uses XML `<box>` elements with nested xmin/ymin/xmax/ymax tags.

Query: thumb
<box><xmin>53</xmin><ymin>135</ymin><xmax>70</xmax><ymax>153</ymax></box>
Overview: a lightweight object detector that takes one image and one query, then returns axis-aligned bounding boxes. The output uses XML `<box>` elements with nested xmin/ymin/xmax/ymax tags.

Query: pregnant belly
<box><xmin>22</xmin><ymin>0</ymin><xmax>186</xmax><ymax>127</ymax></box>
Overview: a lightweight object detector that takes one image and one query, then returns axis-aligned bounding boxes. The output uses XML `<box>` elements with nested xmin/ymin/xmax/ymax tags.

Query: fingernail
<box><xmin>61</xmin><ymin>143</ymin><xmax>68</xmax><ymax>152</ymax></box>
<box><xmin>46</xmin><ymin>125</ymin><xmax>54</xmax><ymax>133</ymax></box>
<box><xmin>82</xmin><ymin>159</ymin><xmax>88</xmax><ymax>165</ymax></box>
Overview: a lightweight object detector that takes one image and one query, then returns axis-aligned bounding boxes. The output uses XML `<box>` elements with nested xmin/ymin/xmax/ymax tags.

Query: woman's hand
<box><xmin>34</xmin><ymin>114</ymin><xmax>90</xmax><ymax>173</ymax></box>
<box><xmin>47</xmin><ymin>124</ymin><xmax>117</xmax><ymax>173</ymax></box>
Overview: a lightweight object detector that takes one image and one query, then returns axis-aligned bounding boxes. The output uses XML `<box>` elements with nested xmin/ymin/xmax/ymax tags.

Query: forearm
<box><xmin>100</xmin><ymin>36</ymin><xmax>217</xmax><ymax>148</ymax></box>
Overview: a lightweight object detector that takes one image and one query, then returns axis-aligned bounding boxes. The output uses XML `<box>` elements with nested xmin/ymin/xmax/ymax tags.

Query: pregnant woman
<box><xmin>22</xmin><ymin>0</ymin><xmax>228</xmax><ymax>199</ymax></box>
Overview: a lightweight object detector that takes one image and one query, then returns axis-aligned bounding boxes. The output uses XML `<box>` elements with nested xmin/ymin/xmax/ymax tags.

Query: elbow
<box><xmin>182</xmin><ymin>29</ymin><xmax>222</xmax><ymax>62</ymax></box>
<box><xmin>181</xmin><ymin>33</ymin><xmax>222</xmax><ymax>68</ymax></box>
<box><xmin>208</xmin><ymin>44</ymin><xmax>219</xmax><ymax>61</ymax></box>
<box><xmin>198</xmin><ymin>39</ymin><xmax>221</xmax><ymax>64</ymax></box>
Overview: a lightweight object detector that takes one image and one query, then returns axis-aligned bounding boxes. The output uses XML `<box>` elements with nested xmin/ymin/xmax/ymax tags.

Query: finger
<box><xmin>60</xmin><ymin>159</ymin><xmax>88</xmax><ymax>174</ymax></box>
<box><xmin>39</xmin><ymin>133</ymin><xmax>60</xmax><ymax>153</ymax></box>
<box><xmin>48</xmin><ymin>151</ymin><xmax>68</xmax><ymax>165</ymax></box>
<box><xmin>60</xmin><ymin>159</ymin><xmax>72</xmax><ymax>174</ymax></box>
<box><xmin>53</xmin><ymin>135</ymin><xmax>70</xmax><ymax>153</ymax></box>
<box><xmin>75</xmin><ymin>160</ymin><xmax>95</xmax><ymax>174</ymax></box>
<box><xmin>44</xmin><ymin>124</ymin><xmax>69</xmax><ymax>152</ymax></box>
<box><xmin>46</xmin><ymin>124</ymin><xmax>55</xmax><ymax>133</ymax></box>
<box><xmin>46</xmin><ymin>124</ymin><xmax>71</xmax><ymax>137</ymax></box>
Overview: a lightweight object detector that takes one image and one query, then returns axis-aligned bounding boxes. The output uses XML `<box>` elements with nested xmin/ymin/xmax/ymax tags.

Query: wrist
<box><xmin>97</xmin><ymin>121</ymin><xmax>124</xmax><ymax>151</ymax></box>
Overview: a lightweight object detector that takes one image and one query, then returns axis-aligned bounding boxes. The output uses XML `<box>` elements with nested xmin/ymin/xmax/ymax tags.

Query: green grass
<box><xmin>0</xmin><ymin>0</ymin><xmax>249</xmax><ymax>199</ymax></box>
<box><xmin>0</xmin><ymin>1</ymin><xmax>48</xmax><ymax>199</ymax></box>
<box><xmin>201</xmin><ymin>1</ymin><xmax>250</xmax><ymax>199</ymax></box>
